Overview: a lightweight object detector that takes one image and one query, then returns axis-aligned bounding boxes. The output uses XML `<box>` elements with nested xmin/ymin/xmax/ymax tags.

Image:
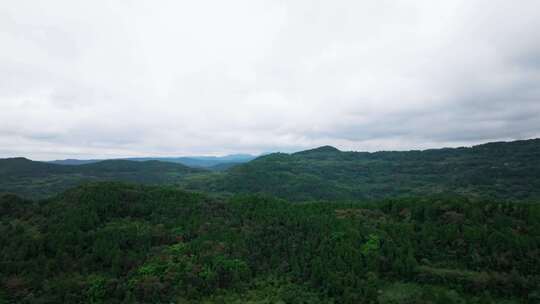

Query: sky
<box><xmin>1</xmin><ymin>0</ymin><xmax>540</xmax><ymax>160</ymax></box>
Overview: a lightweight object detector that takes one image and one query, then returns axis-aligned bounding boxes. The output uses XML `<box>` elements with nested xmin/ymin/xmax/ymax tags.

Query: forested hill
<box><xmin>0</xmin><ymin>158</ymin><xmax>203</xmax><ymax>199</ymax></box>
<box><xmin>184</xmin><ymin>138</ymin><xmax>540</xmax><ymax>201</ymax></box>
<box><xmin>1</xmin><ymin>182</ymin><xmax>539</xmax><ymax>303</ymax></box>
<box><xmin>2</xmin><ymin>138</ymin><xmax>539</xmax><ymax>201</ymax></box>
<box><xmin>48</xmin><ymin>154</ymin><xmax>257</xmax><ymax>169</ymax></box>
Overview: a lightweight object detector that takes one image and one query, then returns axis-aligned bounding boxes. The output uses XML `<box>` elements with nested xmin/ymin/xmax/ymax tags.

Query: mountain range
<box><xmin>183</xmin><ymin>138</ymin><xmax>540</xmax><ymax>201</ymax></box>
<box><xmin>1</xmin><ymin>138</ymin><xmax>539</xmax><ymax>201</ymax></box>
<box><xmin>0</xmin><ymin>158</ymin><xmax>201</xmax><ymax>199</ymax></box>
<box><xmin>48</xmin><ymin>154</ymin><xmax>257</xmax><ymax>169</ymax></box>
<box><xmin>1</xmin><ymin>138</ymin><xmax>540</xmax><ymax>303</ymax></box>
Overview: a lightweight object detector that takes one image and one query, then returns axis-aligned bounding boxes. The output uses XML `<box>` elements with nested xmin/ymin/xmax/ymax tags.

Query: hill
<box><xmin>47</xmin><ymin>158</ymin><xmax>101</xmax><ymax>165</ymax></box>
<box><xmin>183</xmin><ymin>138</ymin><xmax>540</xmax><ymax>201</ymax></box>
<box><xmin>49</xmin><ymin>154</ymin><xmax>257</xmax><ymax>169</ymax></box>
<box><xmin>1</xmin><ymin>182</ymin><xmax>538</xmax><ymax>303</ymax></box>
<box><xmin>3</xmin><ymin>138</ymin><xmax>540</xmax><ymax>201</ymax></box>
<box><xmin>0</xmin><ymin>157</ymin><xmax>72</xmax><ymax>177</ymax></box>
<box><xmin>0</xmin><ymin>158</ymin><xmax>203</xmax><ymax>199</ymax></box>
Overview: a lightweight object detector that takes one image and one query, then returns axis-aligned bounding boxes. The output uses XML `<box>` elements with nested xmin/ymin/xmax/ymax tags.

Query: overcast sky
<box><xmin>1</xmin><ymin>1</ymin><xmax>539</xmax><ymax>160</ymax></box>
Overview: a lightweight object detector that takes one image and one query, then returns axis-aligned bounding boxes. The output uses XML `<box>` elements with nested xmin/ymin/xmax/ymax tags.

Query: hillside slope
<box><xmin>1</xmin><ymin>182</ymin><xmax>538</xmax><ymax>303</ymax></box>
<box><xmin>49</xmin><ymin>154</ymin><xmax>257</xmax><ymax>169</ymax></box>
<box><xmin>184</xmin><ymin>138</ymin><xmax>540</xmax><ymax>201</ymax></box>
<box><xmin>3</xmin><ymin>138</ymin><xmax>539</xmax><ymax>201</ymax></box>
<box><xmin>0</xmin><ymin>158</ymin><xmax>203</xmax><ymax>199</ymax></box>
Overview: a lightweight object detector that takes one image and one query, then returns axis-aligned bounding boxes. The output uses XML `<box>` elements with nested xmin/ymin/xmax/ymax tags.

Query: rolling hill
<box><xmin>183</xmin><ymin>138</ymin><xmax>540</xmax><ymax>201</ymax></box>
<box><xmin>0</xmin><ymin>158</ymin><xmax>204</xmax><ymax>199</ymax></box>
<box><xmin>1</xmin><ymin>182</ymin><xmax>538</xmax><ymax>303</ymax></box>
<box><xmin>2</xmin><ymin>138</ymin><xmax>539</xmax><ymax>201</ymax></box>
<box><xmin>48</xmin><ymin>154</ymin><xmax>257</xmax><ymax>169</ymax></box>
<box><xmin>2</xmin><ymin>140</ymin><xmax>540</xmax><ymax>302</ymax></box>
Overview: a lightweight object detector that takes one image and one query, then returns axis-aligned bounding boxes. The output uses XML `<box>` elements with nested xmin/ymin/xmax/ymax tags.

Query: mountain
<box><xmin>49</xmin><ymin>154</ymin><xmax>257</xmax><ymax>169</ymax></box>
<box><xmin>2</xmin><ymin>141</ymin><xmax>540</xmax><ymax>302</ymax></box>
<box><xmin>48</xmin><ymin>158</ymin><xmax>102</xmax><ymax>165</ymax></box>
<box><xmin>3</xmin><ymin>138</ymin><xmax>540</xmax><ymax>201</ymax></box>
<box><xmin>183</xmin><ymin>138</ymin><xmax>540</xmax><ymax>201</ymax></box>
<box><xmin>294</xmin><ymin>145</ymin><xmax>341</xmax><ymax>155</ymax></box>
<box><xmin>0</xmin><ymin>158</ymin><xmax>203</xmax><ymax>199</ymax></box>
<box><xmin>0</xmin><ymin>157</ymin><xmax>72</xmax><ymax>177</ymax></box>
<box><xmin>1</xmin><ymin>182</ymin><xmax>538</xmax><ymax>303</ymax></box>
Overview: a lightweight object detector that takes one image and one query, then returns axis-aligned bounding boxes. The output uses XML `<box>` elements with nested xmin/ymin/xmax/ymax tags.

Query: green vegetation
<box><xmin>48</xmin><ymin>154</ymin><xmax>256</xmax><ymax>169</ymax></box>
<box><xmin>1</xmin><ymin>182</ymin><xmax>539</xmax><ymax>303</ymax></box>
<box><xmin>2</xmin><ymin>139</ymin><xmax>540</xmax><ymax>202</ymax></box>
<box><xmin>0</xmin><ymin>158</ymin><xmax>203</xmax><ymax>199</ymax></box>
<box><xmin>1</xmin><ymin>138</ymin><xmax>539</xmax><ymax>302</ymax></box>
<box><xmin>184</xmin><ymin>139</ymin><xmax>540</xmax><ymax>201</ymax></box>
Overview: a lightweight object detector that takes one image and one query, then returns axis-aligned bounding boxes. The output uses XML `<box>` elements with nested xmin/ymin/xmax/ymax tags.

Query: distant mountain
<box><xmin>4</xmin><ymin>139</ymin><xmax>540</xmax><ymax>201</ymax></box>
<box><xmin>0</xmin><ymin>158</ymin><xmax>203</xmax><ymax>199</ymax></box>
<box><xmin>294</xmin><ymin>145</ymin><xmax>341</xmax><ymax>155</ymax></box>
<box><xmin>49</xmin><ymin>154</ymin><xmax>257</xmax><ymax>169</ymax></box>
<box><xmin>183</xmin><ymin>138</ymin><xmax>540</xmax><ymax>201</ymax></box>
<box><xmin>48</xmin><ymin>159</ymin><xmax>101</xmax><ymax>165</ymax></box>
<box><xmin>125</xmin><ymin>154</ymin><xmax>256</xmax><ymax>168</ymax></box>
<box><xmin>0</xmin><ymin>157</ymin><xmax>72</xmax><ymax>177</ymax></box>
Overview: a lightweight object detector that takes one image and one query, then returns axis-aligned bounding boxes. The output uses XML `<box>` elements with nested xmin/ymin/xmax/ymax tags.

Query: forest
<box><xmin>1</xmin><ymin>139</ymin><xmax>540</xmax><ymax>303</ymax></box>
<box><xmin>1</xmin><ymin>183</ymin><xmax>539</xmax><ymax>303</ymax></box>
<box><xmin>182</xmin><ymin>139</ymin><xmax>540</xmax><ymax>201</ymax></box>
<box><xmin>2</xmin><ymin>139</ymin><xmax>540</xmax><ymax>202</ymax></box>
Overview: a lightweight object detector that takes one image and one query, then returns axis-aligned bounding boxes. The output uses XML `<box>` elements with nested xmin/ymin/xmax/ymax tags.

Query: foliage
<box><xmin>2</xmin><ymin>139</ymin><xmax>540</xmax><ymax>202</ymax></box>
<box><xmin>0</xmin><ymin>158</ymin><xmax>204</xmax><ymax>199</ymax></box>
<box><xmin>1</xmin><ymin>182</ymin><xmax>538</xmax><ymax>303</ymax></box>
<box><xmin>184</xmin><ymin>138</ymin><xmax>540</xmax><ymax>201</ymax></box>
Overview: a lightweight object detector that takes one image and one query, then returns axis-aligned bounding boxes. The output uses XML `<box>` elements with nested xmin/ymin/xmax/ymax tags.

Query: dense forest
<box><xmin>2</xmin><ymin>139</ymin><xmax>540</xmax><ymax>201</ymax></box>
<box><xmin>0</xmin><ymin>158</ymin><xmax>203</xmax><ymax>199</ymax></box>
<box><xmin>1</xmin><ymin>139</ymin><xmax>540</xmax><ymax>303</ymax></box>
<box><xmin>1</xmin><ymin>183</ymin><xmax>539</xmax><ymax>303</ymax></box>
<box><xmin>183</xmin><ymin>139</ymin><xmax>540</xmax><ymax>201</ymax></box>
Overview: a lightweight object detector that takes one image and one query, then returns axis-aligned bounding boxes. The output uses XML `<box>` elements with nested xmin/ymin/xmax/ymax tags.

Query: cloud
<box><xmin>1</xmin><ymin>0</ymin><xmax>539</xmax><ymax>159</ymax></box>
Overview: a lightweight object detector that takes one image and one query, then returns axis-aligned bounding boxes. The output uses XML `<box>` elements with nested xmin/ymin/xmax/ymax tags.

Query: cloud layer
<box><xmin>1</xmin><ymin>0</ymin><xmax>539</xmax><ymax>159</ymax></box>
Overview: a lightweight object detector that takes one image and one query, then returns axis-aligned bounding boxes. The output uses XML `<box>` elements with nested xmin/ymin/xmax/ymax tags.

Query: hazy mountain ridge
<box><xmin>1</xmin><ymin>139</ymin><xmax>540</xmax><ymax>302</ymax></box>
<box><xmin>0</xmin><ymin>158</ymin><xmax>203</xmax><ymax>199</ymax></box>
<box><xmin>183</xmin><ymin>138</ymin><xmax>540</xmax><ymax>201</ymax></box>
<box><xmin>48</xmin><ymin>154</ymin><xmax>257</xmax><ymax>169</ymax></box>
<box><xmin>2</xmin><ymin>138</ymin><xmax>539</xmax><ymax>200</ymax></box>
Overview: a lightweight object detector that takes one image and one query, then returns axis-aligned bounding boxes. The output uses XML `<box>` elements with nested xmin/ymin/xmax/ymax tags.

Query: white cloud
<box><xmin>1</xmin><ymin>0</ymin><xmax>539</xmax><ymax>159</ymax></box>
